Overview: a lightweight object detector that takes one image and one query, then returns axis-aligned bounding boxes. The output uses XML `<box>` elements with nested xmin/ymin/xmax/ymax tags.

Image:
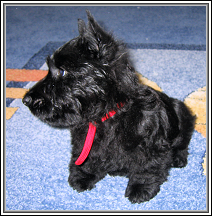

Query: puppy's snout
<box><xmin>32</xmin><ymin>98</ymin><xmax>45</xmax><ymax>108</ymax></box>
<box><xmin>22</xmin><ymin>95</ymin><xmax>32</xmax><ymax>107</ymax></box>
<box><xmin>23</xmin><ymin>94</ymin><xmax>45</xmax><ymax>108</ymax></box>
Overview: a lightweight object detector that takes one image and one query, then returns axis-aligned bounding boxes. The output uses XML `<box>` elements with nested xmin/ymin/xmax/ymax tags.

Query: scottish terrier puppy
<box><xmin>23</xmin><ymin>11</ymin><xmax>195</xmax><ymax>203</ymax></box>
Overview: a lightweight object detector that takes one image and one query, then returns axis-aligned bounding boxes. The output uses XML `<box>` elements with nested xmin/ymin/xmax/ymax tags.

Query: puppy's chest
<box><xmin>93</xmin><ymin>124</ymin><xmax>119</xmax><ymax>148</ymax></box>
<box><xmin>72</xmin><ymin>122</ymin><xmax>122</xmax><ymax>161</ymax></box>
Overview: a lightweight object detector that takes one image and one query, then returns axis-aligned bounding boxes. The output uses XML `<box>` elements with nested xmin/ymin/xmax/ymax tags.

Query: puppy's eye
<box><xmin>59</xmin><ymin>69</ymin><xmax>67</xmax><ymax>76</ymax></box>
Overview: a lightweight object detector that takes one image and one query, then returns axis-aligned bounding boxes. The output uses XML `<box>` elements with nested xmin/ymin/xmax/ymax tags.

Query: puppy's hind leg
<box><xmin>171</xmin><ymin>99</ymin><xmax>196</xmax><ymax>168</ymax></box>
<box><xmin>172</xmin><ymin>143</ymin><xmax>189</xmax><ymax>168</ymax></box>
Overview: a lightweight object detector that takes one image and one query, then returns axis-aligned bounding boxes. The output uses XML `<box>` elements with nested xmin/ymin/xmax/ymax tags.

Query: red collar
<box><xmin>75</xmin><ymin>103</ymin><xmax>124</xmax><ymax>165</ymax></box>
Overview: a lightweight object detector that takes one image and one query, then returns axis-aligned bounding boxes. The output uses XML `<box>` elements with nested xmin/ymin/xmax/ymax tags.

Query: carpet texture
<box><xmin>5</xmin><ymin>5</ymin><xmax>207</xmax><ymax>211</ymax></box>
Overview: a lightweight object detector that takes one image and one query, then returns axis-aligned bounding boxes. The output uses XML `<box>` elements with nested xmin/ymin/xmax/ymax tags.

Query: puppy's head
<box><xmin>22</xmin><ymin>11</ymin><xmax>138</xmax><ymax>127</ymax></box>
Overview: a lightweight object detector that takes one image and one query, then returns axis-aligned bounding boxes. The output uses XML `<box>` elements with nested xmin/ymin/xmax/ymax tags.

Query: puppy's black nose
<box><xmin>22</xmin><ymin>95</ymin><xmax>32</xmax><ymax>107</ymax></box>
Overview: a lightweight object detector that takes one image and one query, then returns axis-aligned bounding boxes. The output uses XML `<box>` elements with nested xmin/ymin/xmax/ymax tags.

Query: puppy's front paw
<box><xmin>68</xmin><ymin>174</ymin><xmax>96</xmax><ymax>192</ymax></box>
<box><xmin>125</xmin><ymin>183</ymin><xmax>160</xmax><ymax>204</ymax></box>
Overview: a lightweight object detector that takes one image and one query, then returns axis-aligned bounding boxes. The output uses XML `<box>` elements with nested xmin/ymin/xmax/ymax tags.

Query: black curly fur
<box><xmin>22</xmin><ymin>10</ymin><xmax>195</xmax><ymax>203</ymax></box>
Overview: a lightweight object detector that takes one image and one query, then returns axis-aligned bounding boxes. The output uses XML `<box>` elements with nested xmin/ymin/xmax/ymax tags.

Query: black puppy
<box><xmin>23</xmin><ymin>11</ymin><xmax>195</xmax><ymax>203</ymax></box>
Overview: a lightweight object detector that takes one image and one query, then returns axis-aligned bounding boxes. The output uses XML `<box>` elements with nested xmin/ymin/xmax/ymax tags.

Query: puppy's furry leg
<box><xmin>172</xmin><ymin>148</ymin><xmax>189</xmax><ymax>168</ymax></box>
<box><xmin>171</xmin><ymin>99</ymin><xmax>196</xmax><ymax>168</ymax></box>
<box><xmin>68</xmin><ymin>162</ymin><xmax>106</xmax><ymax>192</ymax></box>
<box><xmin>125</xmin><ymin>171</ymin><xmax>167</xmax><ymax>203</ymax></box>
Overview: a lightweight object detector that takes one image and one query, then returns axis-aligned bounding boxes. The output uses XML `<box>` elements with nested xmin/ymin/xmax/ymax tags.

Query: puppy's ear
<box><xmin>79</xmin><ymin>10</ymin><xmax>116</xmax><ymax>61</ymax></box>
<box><xmin>86</xmin><ymin>10</ymin><xmax>111</xmax><ymax>44</ymax></box>
<box><xmin>78</xmin><ymin>19</ymin><xmax>86</xmax><ymax>36</ymax></box>
<box><xmin>86</xmin><ymin>10</ymin><xmax>102</xmax><ymax>37</ymax></box>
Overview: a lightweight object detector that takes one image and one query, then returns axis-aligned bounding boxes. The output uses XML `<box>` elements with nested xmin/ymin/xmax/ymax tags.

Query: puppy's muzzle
<box><xmin>22</xmin><ymin>94</ymin><xmax>45</xmax><ymax>108</ymax></box>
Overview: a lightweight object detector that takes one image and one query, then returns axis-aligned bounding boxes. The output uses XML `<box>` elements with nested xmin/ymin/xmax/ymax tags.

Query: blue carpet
<box><xmin>6</xmin><ymin>5</ymin><xmax>206</xmax><ymax>69</ymax></box>
<box><xmin>5</xmin><ymin>5</ymin><xmax>207</xmax><ymax>211</ymax></box>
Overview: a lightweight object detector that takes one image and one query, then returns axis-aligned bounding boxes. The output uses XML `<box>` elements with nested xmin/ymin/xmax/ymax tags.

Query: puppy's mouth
<box><xmin>22</xmin><ymin>93</ymin><xmax>82</xmax><ymax>127</ymax></box>
<box><xmin>23</xmin><ymin>94</ymin><xmax>52</xmax><ymax>118</ymax></box>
